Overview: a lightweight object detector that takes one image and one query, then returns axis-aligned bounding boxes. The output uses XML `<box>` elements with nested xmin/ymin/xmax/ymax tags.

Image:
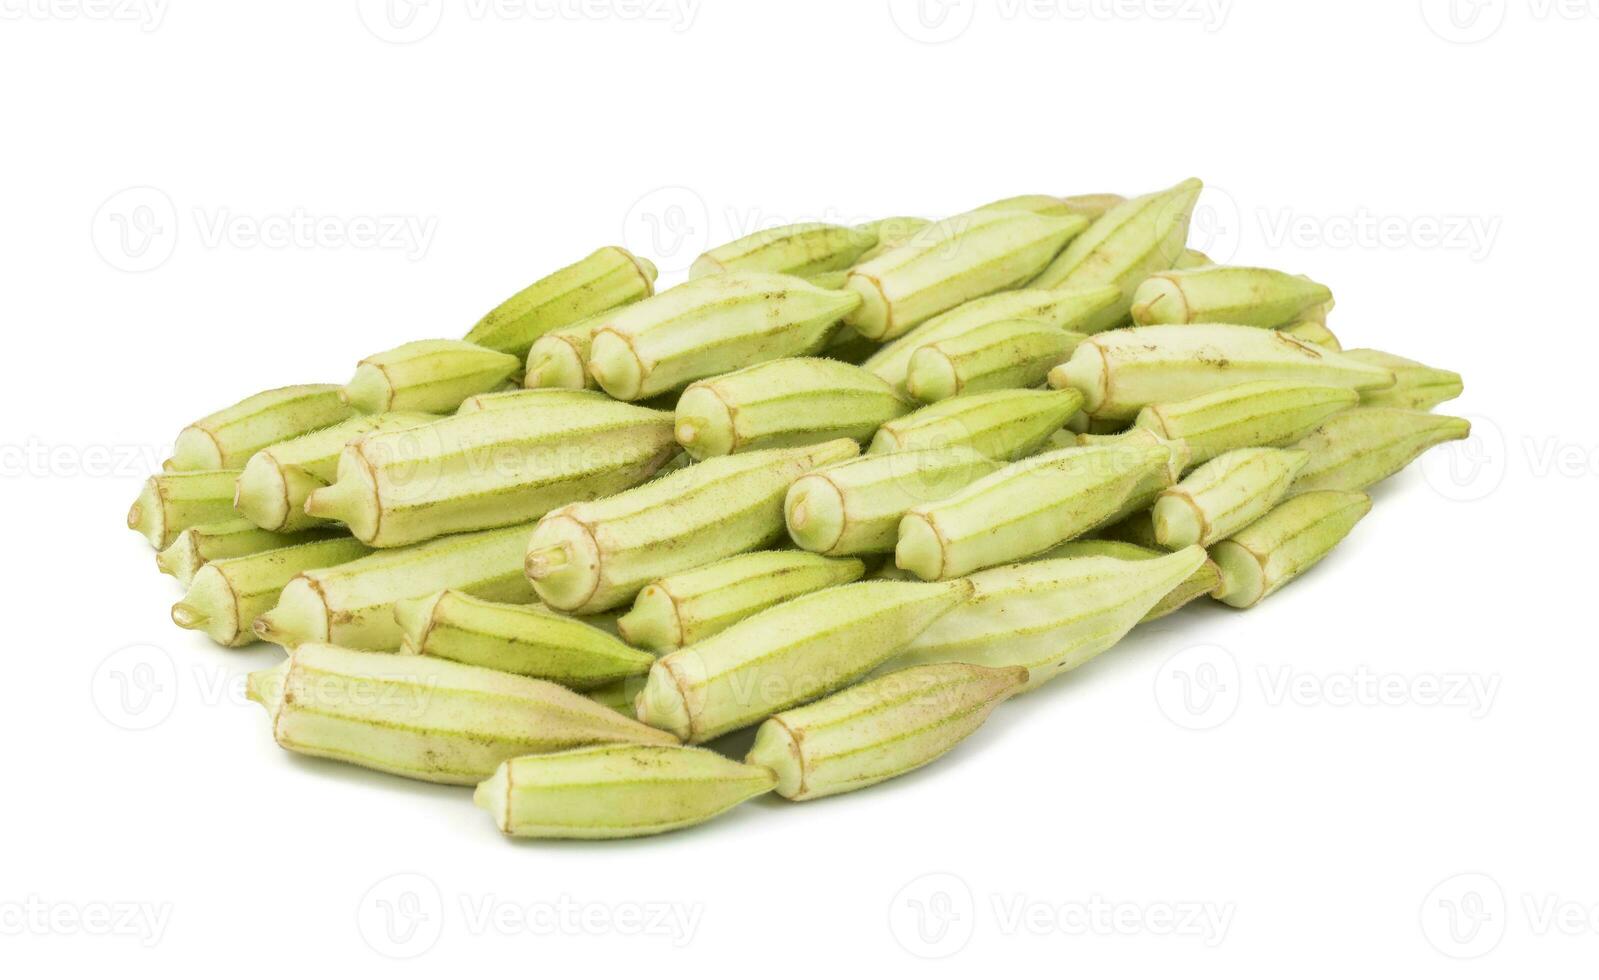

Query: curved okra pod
<box><xmin>1278</xmin><ymin>319</ymin><xmax>1343</xmax><ymax>351</ymax></box>
<box><xmin>869</xmin><ymin>388</ymin><xmax>1084</xmax><ymax>461</ymax></box>
<box><xmin>127</xmin><ymin>470</ymin><xmax>242</xmax><ymax>549</ymax></box>
<box><xmin>156</xmin><ymin>518</ymin><xmax>341</xmax><ymax>587</ymax></box>
<box><xmin>1343</xmin><ymin>349</ymin><xmax>1464</xmax><ymax>410</ymax></box>
<box><xmin>905</xmin><ymin>319</ymin><xmax>1086</xmax><ymax>402</ymax></box>
<box><xmin>341</xmin><ymin>340</ymin><xmax>522</xmax><ymax>414</ymax></box>
<box><xmin>171</xmin><ymin>537</ymin><xmax>372</xmax><ymax>647</ymax></box>
<box><xmin>690</xmin><ymin>222</ymin><xmax>876</xmax><ymax>280</ymax></box>
<box><xmin>169</xmin><ymin>385</ymin><xmax>355</xmax><ymax>471</ymax></box>
<box><xmin>1130</xmin><ymin>379</ymin><xmax>1360</xmax><ymax>464</ymax></box>
<box><xmin>1151</xmin><ymin>447</ymin><xmax>1310</xmax><ymax>549</ymax></box>
<box><xmin>1040</xmin><ymin>540</ymin><xmax>1223</xmax><ymax>621</ymax></box>
<box><xmin>1290</xmin><ymin>407</ymin><xmax>1472</xmax><ymax>492</ymax></box>
<box><xmin>1210</xmin><ymin>490</ymin><xmax>1372</xmax><ymax>608</ymax></box>
<box><xmin>1130</xmin><ymin>266</ymin><xmax>1334</xmax><ymax>327</ymax></box>
<box><xmin>464</xmin><ymin>245</ymin><xmax>658</xmax><ymax>359</ymax></box>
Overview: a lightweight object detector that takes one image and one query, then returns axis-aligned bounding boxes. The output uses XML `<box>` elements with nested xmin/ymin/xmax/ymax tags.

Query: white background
<box><xmin>2</xmin><ymin>0</ymin><xmax>1594</xmax><ymax>975</ymax></box>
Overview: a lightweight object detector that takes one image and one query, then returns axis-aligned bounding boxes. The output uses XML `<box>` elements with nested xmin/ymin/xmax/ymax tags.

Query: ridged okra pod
<box><xmin>393</xmin><ymin>590</ymin><xmax>654</xmax><ymax>689</ymax></box>
<box><xmin>303</xmin><ymin>397</ymin><xmax>678</xmax><ymax>547</ymax></box>
<box><xmin>1130</xmin><ymin>266</ymin><xmax>1333</xmax><ymax>327</ymax></box>
<box><xmin>673</xmin><ymin>357</ymin><xmax>912</xmax><ymax>459</ymax></box>
<box><xmin>1344</xmin><ymin>349</ymin><xmax>1464</xmax><ymax>410</ymax></box>
<box><xmin>635</xmin><ymin>579</ymin><xmax>972</xmax><ymax>743</ymax></box>
<box><xmin>475</xmin><ymin>746</ymin><xmax>774</xmax><ymax>839</ymax></box>
<box><xmin>1040</xmin><ymin>540</ymin><xmax>1222</xmax><ymax>621</ymax></box>
<box><xmin>1290</xmin><ymin>408</ymin><xmax>1472</xmax><ymax>492</ymax></box>
<box><xmin>254</xmin><ymin>523</ymin><xmax>537</xmax><ymax>651</ymax></box>
<box><xmin>1073</xmin><ymin>427</ymin><xmax>1192</xmax><ymax>527</ymax></box>
<box><xmin>247</xmin><ymin>643</ymin><xmax>677</xmax><ymax>785</ymax></box>
<box><xmin>746</xmin><ymin>663</ymin><xmax>1027</xmax><ymax>801</ymax></box>
<box><xmin>869</xmin><ymin>388</ymin><xmax>1084</xmax><ymax>460</ymax></box>
<box><xmin>1174</xmin><ymin>248</ymin><xmax>1214</xmax><ymax>270</ymax></box>
<box><xmin>616</xmin><ymin>551</ymin><xmax>866</xmax><ymax>653</ymax></box>
<box><xmin>1060</xmin><ymin>193</ymin><xmax>1127</xmax><ymax>220</ymax></box>
<box><xmin>690</xmin><ymin>222</ymin><xmax>876</xmax><ymax>280</ymax></box>
<box><xmin>1279</xmin><ymin>319</ymin><xmax>1343</xmax><ymax>351</ymax></box>
<box><xmin>525</xmin><ymin>439</ymin><xmax>860</xmax><ymax>614</ymax></box>
<box><xmin>1131</xmin><ymin>379</ymin><xmax>1360</xmax><ymax>464</ymax></box>
<box><xmin>522</xmin><ymin>314</ymin><xmax>608</xmax><ymax>390</ymax></box>
<box><xmin>127</xmin><ymin>470</ymin><xmax>242</xmax><ymax>549</ymax></box>
<box><xmin>156</xmin><ymin>518</ymin><xmax>340</xmax><ymax>587</ymax></box>
<box><xmin>168</xmin><ymin>385</ymin><xmax>355</xmax><ymax>471</ymax></box>
<box><xmin>453</xmin><ymin>387</ymin><xmax>611</xmax><ymax>415</ymax></box>
<box><xmin>586</xmin><ymin>272</ymin><xmax>861</xmax><ymax>401</ymax></box>
<box><xmin>170</xmin><ymin>537</ymin><xmax>372</xmax><ymax>646</ymax></box>
<box><xmin>850</xmin><ymin>216</ymin><xmax>932</xmax><ymax>265</ymax></box>
<box><xmin>1210</xmin><ymin>490</ymin><xmax>1372</xmax><ymax>608</ymax></box>
<box><xmin>973</xmin><ymin>193</ymin><xmax>1078</xmax><ymax>217</ymax></box>
<box><xmin>906</xmin><ymin>320</ymin><xmax>1086</xmax><ymax>402</ymax></box>
<box><xmin>341</xmin><ymin>340</ymin><xmax>522</xmax><ymax>414</ymax></box>
<box><xmin>464</xmin><ymin>245</ymin><xmax>658</xmax><ymax>359</ymax></box>
<box><xmin>1152</xmin><ymin>448</ymin><xmax>1310</xmax><ymax>549</ymax></box>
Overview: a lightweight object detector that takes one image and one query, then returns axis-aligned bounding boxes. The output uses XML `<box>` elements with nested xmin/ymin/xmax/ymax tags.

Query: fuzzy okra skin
<box><xmin>887</xmin><ymin>547</ymin><xmax>1209</xmax><ymax>690</ymax></box>
<box><xmin>254</xmin><ymin>523</ymin><xmax>537</xmax><ymax>651</ymax></box>
<box><xmin>1131</xmin><ymin>380</ymin><xmax>1360</xmax><ymax>464</ymax></box>
<box><xmin>169</xmin><ymin>385</ymin><xmax>356</xmax><ymax>472</ymax></box>
<box><xmin>896</xmin><ymin>443</ymin><xmax>1174</xmax><ymax>581</ymax></box>
<box><xmin>673</xmin><ymin>357</ymin><xmax>912</xmax><ymax>459</ymax></box>
<box><xmin>127</xmin><ymin>470</ymin><xmax>243</xmax><ymax>549</ymax></box>
<box><xmin>1152</xmin><ymin>448</ymin><xmax>1310</xmax><ymax>549</ymax></box>
<box><xmin>464</xmin><ymin>245</ymin><xmax>658</xmax><ymax>359</ymax></box>
<box><xmin>636</xmin><ymin>579</ymin><xmax>972</xmax><ymax>743</ymax></box>
<box><xmin>786</xmin><ymin>446</ymin><xmax>1002</xmax><ymax>556</ymax></box>
<box><xmin>526</xmin><ymin>439</ymin><xmax>861</xmax><ymax>615</ymax></box>
<box><xmin>393</xmin><ymin>590</ymin><xmax>654</xmax><ymax>689</ymax></box>
<box><xmin>342</xmin><ymin>340</ymin><xmax>523</xmax><ymax>415</ymax></box>
<box><xmin>747</xmin><ymin>663</ymin><xmax>1027</xmax><ymax>801</ymax></box>
<box><xmin>690</xmin><ymin>222</ymin><xmax>876</xmax><ymax>280</ymax></box>
<box><xmin>845</xmin><ymin>209</ymin><xmax>1088</xmax><ymax>341</ymax></box>
<box><xmin>171</xmin><ymin>537</ymin><xmax>372</xmax><ymax>647</ymax></box>
<box><xmin>906</xmin><ymin>320</ymin><xmax>1086</xmax><ymax>402</ymax></box>
<box><xmin>869</xmin><ymin>388</ymin><xmax>1084</xmax><ymax>461</ymax></box>
<box><xmin>1051</xmin><ymin>324</ymin><xmax>1396</xmax><ymax>421</ymax></box>
<box><xmin>1290</xmin><ymin>407</ymin><xmax>1472</xmax><ymax>493</ymax></box>
<box><xmin>1343</xmin><ymin>349</ymin><xmax>1464</xmax><ymax>410</ymax></box>
<box><xmin>476</xmin><ymin>745</ymin><xmax>775</xmax><ymax>839</ymax></box>
<box><xmin>156</xmin><ymin>519</ymin><xmax>341</xmax><ymax>587</ymax></box>
<box><xmin>1210</xmin><ymin>490</ymin><xmax>1372</xmax><ymax>608</ymax></box>
<box><xmin>247</xmin><ymin>643</ymin><xmax>678</xmax><ymax>786</ymax></box>
<box><xmin>1279</xmin><ymin>319</ymin><xmax>1343</xmax><ymax>351</ymax></box>
<box><xmin>523</xmin><ymin>314</ymin><xmax>609</xmax><ymax>390</ymax></box>
<box><xmin>1130</xmin><ymin>266</ymin><xmax>1333</xmax><ymax>327</ymax></box>
<box><xmin>1040</xmin><ymin>540</ymin><xmax>1223</xmax><ymax>621</ymax></box>
<box><xmin>587</xmin><ymin>272</ymin><xmax>861</xmax><ymax>401</ymax></box>
<box><xmin>850</xmin><ymin>216</ymin><xmax>932</xmax><ymax>265</ymax></box>
<box><xmin>617</xmin><ymin>551</ymin><xmax>867</xmax><ymax>653</ymax></box>
<box><xmin>454</xmin><ymin>387</ymin><xmax>611</xmax><ymax>414</ymax></box>
<box><xmin>303</xmin><ymin>398</ymin><xmax>678</xmax><ymax>547</ymax></box>
<box><xmin>1072</xmin><ymin>427</ymin><xmax>1192</xmax><ymax>527</ymax></box>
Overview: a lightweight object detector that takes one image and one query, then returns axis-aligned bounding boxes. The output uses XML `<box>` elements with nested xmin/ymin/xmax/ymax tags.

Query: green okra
<box><xmin>887</xmin><ymin>546</ymin><xmax>1209</xmax><ymax>689</ymax></box>
<box><xmin>586</xmin><ymin>272</ymin><xmax>861</xmax><ymax>401</ymax></box>
<box><xmin>1050</xmin><ymin>324</ymin><xmax>1395</xmax><ymax>421</ymax></box>
<box><xmin>673</xmin><ymin>357</ymin><xmax>912</xmax><ymax>459</ymax></box>
<box><xmin>746</xmin><ymin>662</ymin><xmax>1027</xmax><ymax>801</ymax></box>
<box><xmin>616</xmin><ymin>551</ymin><xmax>867</xmax><ymax>653</ymax></box>
<box><xmin>690</xmin><ymin>222</ymin><xmax>875</xmax><ymax>280</ymax></box>
<box><xmin>636</xmin><ymin>579</ymin><xmax>972</xmax><ymax>743</ymax></box>
<box><xmin>1343</xmin><ymin>349</ymin><xmax>1464</xmax><ymax>410</ymax></box>
<box><xmin>169</xmin><ymin>385</ymin><xmax>355</xmax><ymax>472</ymax></box>
<box><xmin>905</xmin><ymin>319</ymin><xmax>1086</xmax><ymax>402</ymax></box>
<box><xmin>464</xmin><ymin>245</ymin><xmax>658</xmax><ymax>359</ymax></box>
<box><xmin>253</xmin><ymin>523</ymin><xmax>538</xmax><ymax>651</ymax></box>
<box><xmin>234</xmin><ymin>411</ymin><xmax>438</xmax><ymax>533</ymax></box>
<box><xmin>341</xmin><ymin>340</ymin><xmax>522</xmax><ymax>414</ymax></box>
<box><xmin>1040</xmin><ymin>540</ymin><xmax>1222</xmax><ymax>621</ymax></box>
<box><xmin>303</xmin><ymin>397</ymin><xmax>678</xmax><ymax>547</ymax></box>
<box><xmin>850</xmin><ymin>216</ymin><xmax>932</xmax><ymax>265</ymax></box>
<box><xmin>475</xmin><ymin>745</ymin><xmax>775</xmax><ymax>839</ymax></box>
<box><xmin>1099</xmin><ymin>510</ymin><xmax>1164</xmax><ymax>550</ymax></box>
<box><xmin>1073</xmin><ymin>427</ymin><xmax>1192</xmax><ymax>527</ymax></box>
<box><xmin>845</xmin><ymin>208</ymin><xmax>1087</xmax><ymax>340</ymax></box>
<box><xmin>1130</xmin><ymin>266</ymin><xmax>1334</xmax><ymax>327</ymax></box>
<box><xmin>1290</xmin><ymin>407</ymin><xmax>1472</xmax><ymax>493</ymax></box>
<box><xmin>785</xmin><ymin>446</ymin><xmax>1002</xmax><ymax>556</ymax></box>
<box><xmin>1151</xmin><ymin>448</ymin><xmax>1310</xmax><ymax>549</ymax></box>
<box><xmin>973</xmin><ymin>194</ymin><xmax>1077</xmax><ymax>217</ymax></box>
<box><xmin>1173</xmin><ymin>248</ymin><xmax>1214</xmax><ymax>270</ymax></box>
<box><xmin>1279</xmin><ymin>319</ymin><xmax>1343</xmax><ymax>351</ymax></box>
<box><xmin>127</xmin><ymin>470</ymin><xmax>242</xmax><ymax>549</ymax></box>
<box><xmin>393</xmin><ymin>590</ymin><xmax>655</xmax><ymax>689</ymax></box>
<box><xmin>1043</xmin><ymin>428</ymin><xmax>1081</xmax><ymax>450</ymax></box>
<box><xmin>1210</xmin><ymin>490</ymin><xmax>1372</xmax><ymax>608</ymax></box>
<box><xmin>453</xmin><ymin>387</ymin><xmax>612</xmax><ymax>414</ymax></box>
<box><xmin>869</xmin><ymin>388</ymin><xmax>1084</xmax><ymax>460</ymax></box>
<box><xmin>248</xmin><ymin>643</ymin><xmax>678</xmax><ymax>786</ymax></box>
<box><xmin>1131</xmin><ymin>379</ymin><xmax>1361</xmax><ymax>464</ymax></box>
<box><xmin>170</xmin><ymin>536</ymin><xmax>373</xmax><ymax>647</ymax></box>
<box><xmin>156</xmin><ymin>518</ymin><xmax>341</xmax><ymax>587</ymax></box>
<box><xmin>585</xmin><ymin>675</ymin><xmax>650</xmax><ymax>715</ymax></box>
<box><xmin>1059</xmin><ymin>193</ymin><xmax>1127</xmax><ymax>220</ymax></box>
<box><xmin>522</xmin><ymin>314</ymin><xmax>610</xmax><ymax>390</ymax></box>
<box><xmin>525</xmin><ymin>439</ymin><xmax>861</xmax><ymax>615</ymax></box>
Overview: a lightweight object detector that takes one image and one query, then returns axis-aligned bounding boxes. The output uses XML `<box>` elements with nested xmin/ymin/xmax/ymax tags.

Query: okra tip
<box><xmin>894</xmin><ymin>514</ymin><xmax>946</xmax><ymax>581</ymax></box>
<box><xmin>635</xmin><ymin>660</ymin><xmax>694</xmax><ymax>742</ymax></box>
<box><xmin>170</xmin><ymin>602</ymin><xmax>208</xmax><ymax>630</ymax></box>
<box><xmin>472</xmin><ymin>766</ymin><xmax>513</xmax><ymax>834</ymax></box>
<box><xmin>586</xmin><ymin>330</ymin><xmax>645</xmax><ymax>400</ymax></box>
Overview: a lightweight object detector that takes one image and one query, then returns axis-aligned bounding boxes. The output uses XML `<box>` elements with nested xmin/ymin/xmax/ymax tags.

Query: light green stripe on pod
<box><xmin>1060</xmin><ymin>193</ymin><xmax>1127</xmax><ymax>220</ymax></box>
<box><xmin>253</xmin><ymin>522</ymin><xmax>537</xmax><ymax>651</ymax></box>
<box><xmin>464</xmin><ymin>245</ymin><xmax>658</xmax><ymax>359</ymax></box>
<box><xmin>1039</xmin><ymin>540</ymin><xmax>1222</xmax><ymax>621</ymax></box>
<box><xmin>690</xmin><ymin>222</ymin><xmax>876</xmax><ymax>280</ymax></box>
<box><xmin>906</xmin><ymin>320</ymin><xmax>1086</xmax><ymax>402</ymax></box>
<box><xmin>845</xmin><ymin>209</ymin><xmax>1088</xmax><ymax>341</ymax></box>
<box><xmin>887</xmin><ymin>547</ymin><xmax>1208</xmax><ymax>690</ymax></box>
<box><xmin>863</xmin><ymin>286</ymin><xmax>1121</xmax><ymax>397</ymax></box>
<box><xmin>169</xmin><ymin>385</ymin><xmax>356</xmax><ymax>471</ymax></box>
<box><xmin>896</xmin><ymin>443</ymin><xmax>1173</xmax><ymax>581</ymax></box>
<box><xmin>747</xmin><ymin>662</ymin><xmax>1027</xmax><ymax>801</ymax></box>
<box><xmin>1211</xmin><ymin>490</ymin><xmax>1372</xmax><ymax>608</ymax></box>
<box><xmin>636</xmin><ymin>579</ymin><xmax>972</xmax><ymax>743</ymax></box>
<box><xmin>127</xmin><ymin>469</ymin><xmax>242</xmax><ymax>549</ymax></box>
<box><xmin>454</xmin><ymin>387</ymin><xmax>612</xmax><ymax>415</ymax></box>
<box><xmin>303</xmin><ymin>398</ymin><xmax>678</xmax><ymax>547</ymax></box>
<box><xmin>235</xmin><ymin>412</ymin><xmax>438</xmax><ymax>533</ymax></box>
<box><xmin>850</xmin><ymin>217</ymin><xmax>932</xmax><ymax>265</ymax></box>
<box><xmin>673</xmin><ymin>357</ymin><xmax>912</xmax><ymax>459</ymax></box>
<box><xmin>1344</xmin><ymin>349</ymin><xmax>1464</xmax><ymax>410</ymax></box>
<box><xmin>1290</xmin><ymin>407</ymin><xmax>1472</xmax><ymax>493</ymax></box>
<box><xmin>393</xmin><ymin>590</ymin><xmax>654</xmax><ymax>689</ymax></box>
<box><xmin>1072</xmin><ymin>427</ymin><xmax>1192</xmax><ymax>527</ymax></box>
<box><xmin>1172</xmin><ymin>248</ymin><xmax>1214</xmax><ymax>270</ymax></box>
<box><xmin>1029</xmin><ymin>178</ymin><xmax>1204</xmax><ymax>330</ymax></box>
<box><xmin>1051</xmin><ymin>324</ymin><xmax>1395</xmax><ymax>421</ymax></box>
<box><xmin>170</xmin><ymin>537</ymin><xmax>372</xmax><ymax>647</ymax></box>
<box><xmin>523</xmin><ymin>312</ymin><xmax>617</xmax><ymax>391</ymax></box>
<box><xmin>525</xmin><ymin>439</ymin><xmax>860</xmax><ymax>615</ymax></box>
<box><xmin>247</xmin><ymin>643</ymin><xmax>678</xmax><ymax>786</ymax></box>
<box><xmin>616</xmin><ymin>551</ymin><xmax>867</xmax><ymax>653</ymax></box>
<box><xmin>1152</xmin><ymin>448</ymin><xmax>1310</xmax><ymax>549</ymax></box>
<box><xmin>1131</xmin><ymin>379</ymin><xmax>1360</xmax><ymax>464</ymax></box>
<box><xmin>786</xmin><ymin>446</ymin><xmax>1002</xmax><ymax>556</ymax></box>
<box><xmin>1279</xmin><ymin>319</ymin><xmax>1343</xmax><ymax>351</ymax></box>
<box><xmin>475</xmin><ymin>745</ymin><xmax>774</xmax><ymax>839</ymax></box>
<box><xmin>156</xmin><ymin>519</ymin><xmax>341</xmax><ymax>587</ymax></box>
<box><xmin>869</xmin><ymin>388</ymin><xmax>1084</xmax><ymax>461</ymax></box>
<box><xmin>342</xmin><ymin>340</ymin><xmax>522</xmax><ymax>414</ymax></box>
<box><xmin>1130</xmin><ymin>266</ymin><xmax>1334</xmax><ymax>327</ymax></box>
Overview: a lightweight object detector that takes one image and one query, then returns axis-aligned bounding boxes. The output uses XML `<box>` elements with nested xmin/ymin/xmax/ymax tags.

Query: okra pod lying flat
<box><xmin>168</xmin><ymin>385</ymin><xmax>356</xmax><ymax>472</ymax></box>
<box><xmin>1130</xmin><ymin>266</ymin><xmax>1333</xmax><ymax>327</ymax></box>
<box><xmin>1343</xmin><ymin>349</ymin><xmax>1464</xmax><ymax>410</ymax></box>
<box><xmin>156</xmin><ymin>518</ymin><xmax>341</xmax><ymax>587</ymax></box>
<box><xmin>1131</xmin><ymin>379</ymin><xmax>1360</xmax><ymax>464</ymax></box>
<box><xmin>906</xmin><ymin>319</ymin><xmax>1086</xmax><ymax>402</ymax></box>
<box><xmin>869</xmin><ymin>388</ymin><xmax>1084</xmax><ymax>460</ymax></box>
<box><xmin>690</xmin><ymin>222</ymin><xmax>876</xmax><ymax>280</ymax></box>
<box><xmin>1151</xmin><ymin>447</ymin><xmax>1310</xmax><ymax>549</ymax></box>
<box><xmin>1278</xmin><ymin>319</ymin><xmax>1343</xmax><ymax>351</ymax></box>
<box><xmin>128</xmin><ymin>470</ymin><xmax>242</xmax><ymax>549</ymax></box>
<box><xmin>1210</xmin><ymin>490</ymin><xmax>1372</xmax><ymax>608</ymax></box>
<box><xmin>453</xmin><ymin>387</ymin><xmax>610</xmax><ymax>415</ymax></box>
<box><xmin>1040</xmin><ymin>540</ymin><xmax>1222</xmax><ymax>621</ymax></box>
<box><xmin>1290</xmin><ymin>407</ymin><xmax>1472</xmax><ymax>492</ymax></box>
<box><xmin>171</xmin><ymin>537</ymin><xmax>372</xmax><ymax>647</ymax></box>
<box><xmin>341</xmin><ymin>340</ymin><xmax>522</xmax><ymax>415</ymax></box>
<box><xmin>464</xmin><ymin>245</ymin><xmax>658</xmax><ymax>359</ymax></box>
